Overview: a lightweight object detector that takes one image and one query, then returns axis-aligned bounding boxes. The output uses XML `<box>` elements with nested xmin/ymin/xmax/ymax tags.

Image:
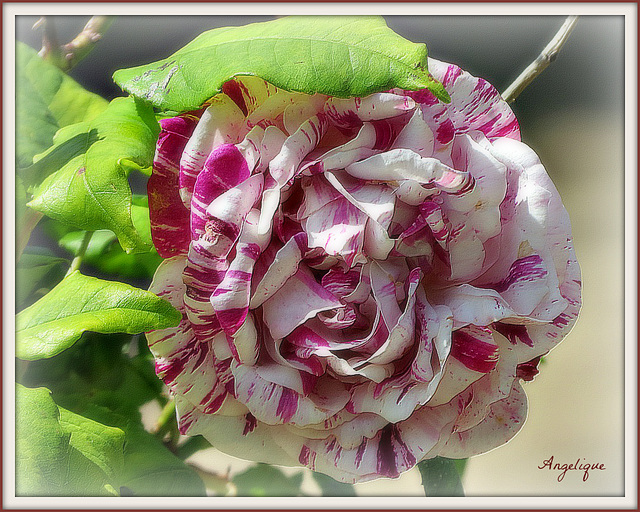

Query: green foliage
<box><xmin>59</xmin><ymin>230</ymin><xmax>163</xmax><ymax>279</ymax></box>
<box><xmin>114</xmin><ymin>16</ymin><xmax>449</xmax><ymax>113</ymax></box>
<box><xmin>311</xmin><ymin>471</ymin><xmax>357</xmax><ymax>497</ymax></box>
<box><xmin>20</xmin><ymin>332</ymin><xmax>160</xmax><ymax>420</ymax></box>
<box><xmin>16</xmin><ymin>176</ymin><xmax>44</xmax><ymax>260</ymax></box>
<box><xmin>58</xmin><ymin>407</ymin><xmax>125</xmax><ymax>491</ymax></box>
<box><xmin>56</xmin><ymin>197</ymin><xmax>162</xmax><ymax>279</ymax></box>
<box><xmin>16</xmin><ymin>385</ymin><xmax>124</xmax><ymax>496</ymax></box>
<box><xmin>26</xmin><ymin>96</ymin><xmax>160</xmax><ymax>254</ymax></box>
<box><xmin>18</xmin><ymin>332</ymin><xmax>205</xmax><ymax>497</ymax></box>
<box><xmin>16</xmin><ymin>271</ymin><xmax>181</xmax><ymax>361</ymax></box>
<box><xmin>232</xmin><ymin>463</ymin><xmax>304</xmax><ymax>497</ymax></box>
<box><xmin>53</xmin><ymin>397</ymin><xmax>205</xmax><ymax>497</ymax></box>
<box><xmin>417</xmin><ymin>457</ymin><xmax>466</xmax><ymax>497</ymax></box>
<box><xmin>16</xmin><ymin>385</ymin><xmax>206</xmax><ymax>497</ymax></box>
<box><xmin>16</xmin><ymin>42</ymin><xmax>108</xmax><ymax>170</ymax></box>
<box><xmin>16</xmin><ymin>248</ymin><xmax>68</xmax><ymax>309</ymax></box>
<box><xmin>118</xmin><ymin>422</ymin><xmax>206</xmax><ymax>496</ymax></box>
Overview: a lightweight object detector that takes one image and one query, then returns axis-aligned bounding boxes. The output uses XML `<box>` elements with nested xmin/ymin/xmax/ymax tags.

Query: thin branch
<box><xmin>502</xmin><ymin>16</ymin><xmax>579</xmax><ymax>104</ymax></box>
<box><xmin>35</xmin><ymin>16</ymin><xmax>115</xmax><ymax>72</ymax></box>
<box><xmin>65</xmin><ymin>230</ymin><xmax>93</xmax><ymax>276</ymax></box>
<box><xmin>34</xmin><ymin>16</ymin><xmax>63</xmax><ymax>65</ymax></box>
<box><xmin>61</xmin><ymin>16</ymin><xmax>115</xmax><ymax>71</ymax></box>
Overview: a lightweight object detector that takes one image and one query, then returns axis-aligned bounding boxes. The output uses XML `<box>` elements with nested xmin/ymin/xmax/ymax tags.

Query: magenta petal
<box><xmin>149</xmin><ymin>115</ymin><xmax>199</xmax><ymax>257</ymax></box>
<box><xmin>190</xmin><ymin>144</ymin><xmax>252</xmax><ymax>240</ymax></box>
<box><xmin>262</xmin><ymin>266</ymin><xmax>342</xmax><ymax>340</ymax></box>
<box><xmin>426</xmin><ymin>58</ymin><xmax>521</xmax><ymax>142</ymax></box>
<box><xmin>451</xmin><ymin>325</ymin><xmax>499</xmax><ymax>373</ymax></box>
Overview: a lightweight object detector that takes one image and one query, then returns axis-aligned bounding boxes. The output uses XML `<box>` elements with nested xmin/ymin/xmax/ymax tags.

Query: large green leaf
<box><xmin>16</xmin><ymin>271</ymin><xmax>181</xmax><ymax>361</ymax></box>
<box><xmin>27</xmin><ymin>96</ymin><xmax>160</xmax><ymax>253</ymax></box>
<box><xmin>417</xmin><ymin>457</ymin><xmax>465</xmax><ymax>497</ymax></box>
<box><xmin>52</xmin><ymin>398</ymin><xmax>206</xmax><ymax>497</ymax></box>
<box><xmin>16</xmin><ymin>385</ymin><xmax>124</xmax><ymax>496</ymax></box>
<box><xmin>16</xmin><ymin>176</ymin><xmax>45</xmax><ymax>259</ymax></box>
<box><xmin>58</xmin><ymin>407</ymin><xmax>125</xmax><ymax>490</ymax></box>
<box><xmin>118</xmin><ymin>424</ymin><xmax>206</xmax><ymax>496</ymax></box>
<box><xmin>16</xmin><ymin>42</ymin><xmax>108</xmax><ymax>169</ymax></box>
<box><xmin>114</xmin><ymin>16</ymin><xmax>449</xmax><ymax>112</ymax></box>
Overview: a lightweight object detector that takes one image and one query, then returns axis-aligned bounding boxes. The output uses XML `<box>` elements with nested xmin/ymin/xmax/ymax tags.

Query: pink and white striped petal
<box><xmin>262</xmin><ymin>265</ymin><xmax>342</xmax><ymax>340</ymax></box>
<box><xmin>250</xmin><ymin>233</ymin><xmax>307</xmax><ymax>309</ymax></box>
<box><xmin>427</xmin><ymin>58</ymin><xmax>521</xmax><ymax>141</ymax></box>
<box><xmin>149</xmin><ymin>115</ymin><xmax>198</xmax><ymax>257</ymax></box>
<box><xmin>179</xmin><ymin>95</ymin><xmax>246</xmax><ymax>207</ymax></box>
<box><xmin>303</xmin><ymin>197</ymin><xmax>368</xmax><ymax>267</ymax></box>
<box><xmin>345</xmin><ymin>148</ymin><xmax>472</xmax><ymax>194</ymax></box>
<box><xmin>392</xmin><ymin>109</ymin><xmax>436</xmax><ymax>157</ymax></box>
<box><xmin>439</xmin><ymin>381</ymin><xmax>527</xmax><ymax>458</ymax></box>
<box><xmin>324</xmin><ymin>93</ymin><xmax>416</xmax><ymax>128</ymax></box>
<box><xmin>190</xmin><ymin>144</ymin><xmax>253</xmax><ymax>241</ymax></box>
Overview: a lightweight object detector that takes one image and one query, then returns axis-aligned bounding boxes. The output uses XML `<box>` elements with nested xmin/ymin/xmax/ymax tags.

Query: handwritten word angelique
<box><xmin>538</xmin><ymin>456</ymin><xmax>606</xmax><ymax>482</ymax></box>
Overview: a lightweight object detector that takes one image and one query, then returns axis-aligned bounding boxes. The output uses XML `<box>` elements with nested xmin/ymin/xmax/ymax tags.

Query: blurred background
<box><xmin>16</xmin><ymin>15</ymin><xmax>625</xmax><ymax>497</ymax></box>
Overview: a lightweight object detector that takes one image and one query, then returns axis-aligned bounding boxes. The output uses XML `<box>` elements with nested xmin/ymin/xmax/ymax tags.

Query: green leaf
<box><xmin>58</xmin><ymin>407</ymin><xmax>126</xmax><ymax>487</ymax></box>
<box><xmin>311</xmin><ymin>471</ymin><xmax>357</xmax><ymax>497</ymax></box>
<box><xmin>52</xmin><ymin>399</ymin><xmax>206</xmax><ymax>497</ymax></box>
<box><xmin>16</xmin><ymin>385</ymin><xmax>70</xmax><ymax>495</ymax></box>
<box><xmin>21</xmin><ymin>125</ymin><xmax>99</xmax><ymax>188</ymax></box>
<box><xmin>16</xmin><ymin>271</ymin><xmax>181</xmax><ymax>361</ymax></box>
<box><xmin>16</xmin><ymin>42</ymin><xmax>108</xmax><ymax>169</ymax></box>
<box><xmin>16</xmin><ymin>248</ymin><xmax>67</xmax><ymax>309</ymax></box>
<box><xmin>60</xmin><ymin>229</ymin><xmax>163</xmax><ymax>280</ymax></box>
<box><xmin>57</xmin><ymin>198</ymin><xmax>162</xmax><ymax>279</ymax></box>
<box><xmin>27</xmin><ymin>96</ymin><xmax>160</xmax><ymax>253</ymax></box>
<box><xmin>19</xmin><ymin>332</ymin><xmax>162</xmax><ymax>421</ymax></box>
<box><xmin>114</xmin><ymin>16</ymin><xmax>449</xmax><ymax>113</ymax></box>
<box><xmin>16</xmin><ymin>384</ymin><xmax>124</xmax><ymax>496</ymax></box>
<box><xmin>16</xmin><ymin>176</ymin><xmax>44</xmax><ymax>260</ymax></box>
<box><xmin>119</xmin><ymin>424</ymin><xmax>206</xmax><ymax>496</ymax></box>
<box><xmin>417</xmin><ymin>457</ymin><xmax>465</xmax><ymax>497</ymax></box>
<box><xmin>232</xmin><ymin>463</ymin><xmax>304</xmax><ymax>497</ymax></box>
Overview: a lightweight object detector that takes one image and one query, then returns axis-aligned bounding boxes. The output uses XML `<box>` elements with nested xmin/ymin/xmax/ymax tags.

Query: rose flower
<box><xmin>146</xmin><ymin>58</ymin><xmax>581</xmax><ymax>483</ymax></box>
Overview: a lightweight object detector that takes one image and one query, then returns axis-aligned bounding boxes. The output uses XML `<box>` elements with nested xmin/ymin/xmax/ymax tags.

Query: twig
<box><xmin>502</xmin><ymin>16</ymin><xmax>579</xmax><ymax>104</ymax></box>
<box><xmin>153</xmin><ymin>398</ymin><xmax>177</xmax><ymax>437</ymax></box>
<box><xmin>34</xmin><ymin>16</ymin><xmax>63</xmax><ymax>66</ymax></box>
<box><xmin>60</xmin><ymin>16</ymin><xmax>115</xmax><ymax>71</ymax></box>
<box><xmin>65</xmin><ymin>230</ymin><xmax>93</xmax><ymax>276</ymax></box>
<box><xmin>35</xmin><ymin>16</ymin><xmax>115</xmax><ymax>72</ymax></box>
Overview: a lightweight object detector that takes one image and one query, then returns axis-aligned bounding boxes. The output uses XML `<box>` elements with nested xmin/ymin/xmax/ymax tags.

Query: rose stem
<box><xmin>501</xmin><ymin>15</ymin><xmax>579</xmax><ymax>104</ymax></box>
<box><xmin>35</xmin><ymin>16</ymin><xmax>115</xmax><ymax>72</ymax></box>
<box><xmin>153</xmin><ymin>398</ymin><xmax>177</xmax><ymax>437</ymax></box>
<box><xmin>65</xmin><ymin>230</ymin><xmax>93</xmax><ymax>276</ymax></box>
